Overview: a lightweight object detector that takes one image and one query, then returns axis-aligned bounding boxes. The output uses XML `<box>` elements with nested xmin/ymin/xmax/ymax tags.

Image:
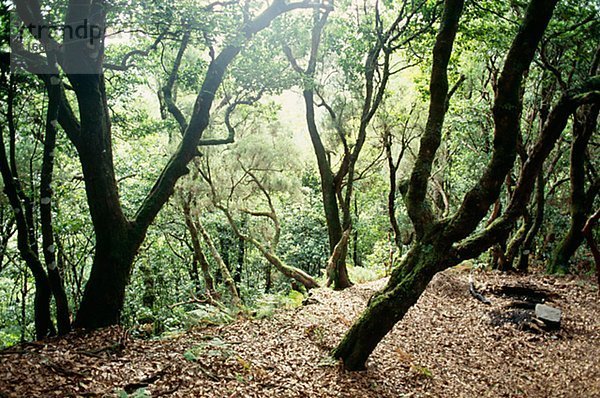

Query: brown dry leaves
<box><xmin>1</xmin><ymin>269</ymin><xmax>599</xmax><ymax>397</ymax></box>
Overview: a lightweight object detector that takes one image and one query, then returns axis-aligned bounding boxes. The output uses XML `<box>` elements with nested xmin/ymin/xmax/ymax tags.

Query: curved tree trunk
<box><xmin>333</xmin><ymin>242</ymin><xmax>447</xmax><ymax>369</ymax></box>
<box><xmin>220</xmin><ymin>208</ymin><xmax>321</xmax><ymax>290</ymax></box>
<box><xmin>260</xmin><ymin>247</ymin><xmax>320</xmax><ymax>290</ymax></box>
<box><xmin>334</xmin><ymin>0</ymin><xmax>563</xmax><ymax>370</ymax></box>
<box><xmin>57</xmin><ymin>1</ymin><xmax>324</xmax><ymax>327</ymax></box>
<box><xmin>504</xmin><ymin>215</ymin><xmax>530</xmax><ymax>271</ymax></box>
<box><xmin>548</xmin><ymin>103</ymin><xmax>599</xmax><ymax>274</ymax></box>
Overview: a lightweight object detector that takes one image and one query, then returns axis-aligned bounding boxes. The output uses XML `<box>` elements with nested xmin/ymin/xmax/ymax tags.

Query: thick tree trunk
<box><xmin>60</xmin><ymin>0</ymin><xmax>323</xmax><ymax>328</ymax></box>
<box><xmin>333</xmin><ymin>242</ymin><xmax>446</xmax><ymax>370</ymax></box>
<box><xmin>303</xmin><ymin>90</ymin><xmax>351</xmax><ymax>290</ymax></box>
<box><xmin>70</xmin><ymin>73</ymin><xmax>136</xmax><ymax>328</ymax></box>
<box><xmin>74</xmin><ymin>236</ymin><xmax>137</xmax><ymax>328</ymax></box>
<box><xmin>548</xmin><ymin>103</ymin><xmax>599</xmax><ymax>274</ymax></box>
<box><xmin>31</xmin><ymin>273</ymin><xmax>56</xmax><ymax>339</ymax></box>
<box><xmin>334</xmin><ymin>0</ymin><xmax>561</xmax><ymax>370</ymax></box>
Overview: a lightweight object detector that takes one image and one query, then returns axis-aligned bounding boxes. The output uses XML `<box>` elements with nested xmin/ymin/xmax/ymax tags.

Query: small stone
<box><xmin>535</xmin><ymin>304</ymin><xmax>561</xmax><ymax>329</ymax></box>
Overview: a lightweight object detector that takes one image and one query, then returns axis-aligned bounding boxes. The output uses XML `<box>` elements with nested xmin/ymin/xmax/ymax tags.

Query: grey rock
<box><xmin>535</xmin><ymin>304</ymin><xmax>561</xmax><ymax>329</ymax></box>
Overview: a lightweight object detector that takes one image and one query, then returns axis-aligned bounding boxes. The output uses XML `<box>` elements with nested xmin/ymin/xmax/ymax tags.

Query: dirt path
<box><xmin>1</xmin><ymin>268</ymin><xmax>599</xmax><ymax>397</ymax></box>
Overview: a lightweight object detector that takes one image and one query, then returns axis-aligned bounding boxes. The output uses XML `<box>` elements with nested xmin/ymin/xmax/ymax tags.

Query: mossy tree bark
<box><xmin>334</xmin><ymin>0</ymin><xmax>572</xmax><ymax>370</ymax></box>
<box><xmin>12</xmin><ymin>0</ymin><xmax>328</xmax><ymax>328</ymax></box>
<box><xmin>334</xmin><ymin>240</ymin><xmax>449</xmax><ymax>370</ymax></box>
<box><xmin>548</xmin><ymin>102</ymin><xmax>600</xmax><ymax>274</ymax></box>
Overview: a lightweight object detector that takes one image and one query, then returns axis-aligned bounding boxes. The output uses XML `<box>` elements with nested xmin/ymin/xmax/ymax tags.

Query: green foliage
<box><xmin>347</xmin><ymin>264</ymin><xmax>386</xmax><ymax>284</ymax></box>
<box><xmin>279</xmin><ymin>186</ymin><xmax>329</xmax><ymax>276</ymax></box>
<box><xmin>1</xmin><ymin>0</ymin><xmax>598</xmax><ymax>347</ymax></box>
<box><xmin>253</xmin><ymin>289</ymin><xmax>306</xmax><ymax>320</ymax></box>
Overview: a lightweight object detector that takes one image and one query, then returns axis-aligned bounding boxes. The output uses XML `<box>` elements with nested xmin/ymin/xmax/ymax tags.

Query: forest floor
<box><xmin>1</xmin><ymin>267</ymin><xmax>599</xmax><ymax>398</ymax></box>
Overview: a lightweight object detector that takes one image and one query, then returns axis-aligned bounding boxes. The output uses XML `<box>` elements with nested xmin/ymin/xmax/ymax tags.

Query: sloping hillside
<box><xmin>1</xmin><ymin>269</ymin><xmax>599</xmax><ymax>397</ymax></box>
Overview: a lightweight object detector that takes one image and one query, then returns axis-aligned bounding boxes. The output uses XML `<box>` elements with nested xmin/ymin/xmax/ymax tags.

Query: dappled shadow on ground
<box><xmin>1</xmin><ymin>268</ymin><xmax>598</xmax><ymax>397</ymax></box>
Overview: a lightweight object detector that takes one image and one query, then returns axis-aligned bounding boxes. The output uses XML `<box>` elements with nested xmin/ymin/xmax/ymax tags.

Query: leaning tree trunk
<box><xmin>333</xmin><ymin>241</ymin><xmax>448</xmax><ymax>369</ymax></box>
<box><xmin>197</xmin><ymin>220</ymin><xmax>241</xmax><ymax>307</ymax></box>
<box><xmin>548</xmin><ymin>103</ymin><xmax>599</xmax><ymax>274</ymax></box>
<box><xmin>334</xmin><ymin>0</ymin><xmax>466</xmax><ymax>368</ymax></box>
<box><xmin>59</xmin><ymin>0</ymin><xmax>325</xmax><ymax>327</ymax></box>
<box><xmin>334</xmin><ymin>0</ymin><xmax>563</xmax><ymax>370</ymax></box>
<box><xmin>182</xmin><ymin>197</ymin><xmax>217</xmax><ymax>297</ymax></box>
<box><xmin>219</xmin><ymin>206</ymin><xmax>321</xmax><ymax>290</ymax></box>
<box><xmin>504</xmin><ymin>214</ymin><xmax>530</xmax><ymax>271</ymax></box>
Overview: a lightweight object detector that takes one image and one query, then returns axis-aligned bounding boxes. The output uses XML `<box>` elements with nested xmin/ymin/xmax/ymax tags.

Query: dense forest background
<box><xmin>0</xmin><ymin>0</ymin><xmax>599</xmax><ymax>379</ymax></box>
